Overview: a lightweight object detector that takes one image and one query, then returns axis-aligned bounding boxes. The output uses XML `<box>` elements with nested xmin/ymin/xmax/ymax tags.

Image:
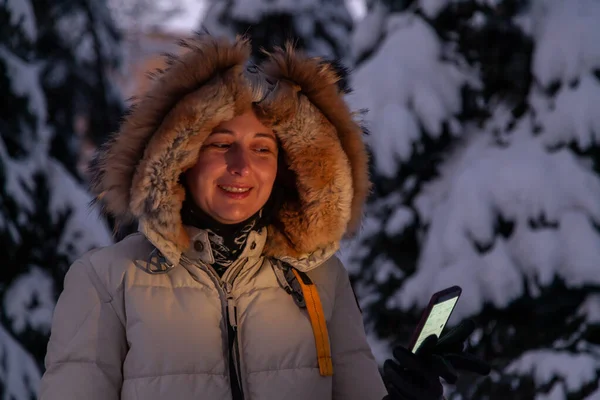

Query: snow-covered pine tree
<box><xmin>35</xmin><ymin>0</ymin><xmax>123</xmax><ymax>174</ymax></box>
<box><xmin>201</xmin><ymin>0</ymin><xmax>354</xmax><ymax>61</ymax></box>
<box><xmin>345</xmin><ymin>0</ymin><xmax>600</xmax><ymax>398</ymax></box>
<box><xmin>342</xmin><ymin>0</ymin><xmax>479</xmax><ymax>350</ymax></box>
<box><xmin>1</xmin><ymin>0</ymin><xmax>117</xmax><ymax>397</ymax></box>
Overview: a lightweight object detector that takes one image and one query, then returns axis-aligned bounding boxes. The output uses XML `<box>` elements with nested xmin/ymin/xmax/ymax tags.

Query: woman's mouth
<box><xmin>218</xmin><ymin>185</ymin><xmax>252</xmax><ymax>199</ymax></box>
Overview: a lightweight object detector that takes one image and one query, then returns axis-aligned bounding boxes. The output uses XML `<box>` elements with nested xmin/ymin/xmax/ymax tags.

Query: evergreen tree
<box><xmin>202</xmin><ymin>0</ymin><xmax>354</xmax><ymax>61</ymax></box>
<box><xmin>35</xmin><ymin>0</ymin><xmax>123</xmax><ymax>175</ymax></box>
<box><xmin>345</xmin><ymin>0</ymin><xmax>600</xmax><ymax>398</ymax></box>
<box><xmin>0</xmin><ymin>0</ymin><xmax>117</xmax><ymax>397</ymax></box>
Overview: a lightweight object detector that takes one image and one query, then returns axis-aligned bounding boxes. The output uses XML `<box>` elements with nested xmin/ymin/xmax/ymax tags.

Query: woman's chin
<box><xmin>211</xmin><ymin>208</ymin><xmax>257</xmax><ymax>225</ymax></box>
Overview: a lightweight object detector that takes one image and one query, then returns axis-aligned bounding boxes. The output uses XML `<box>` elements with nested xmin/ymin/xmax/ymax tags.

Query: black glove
<box><xmin>382</xmin><ymin>319</ymin><xmax>491</xmax><ymax>400</ymax></box>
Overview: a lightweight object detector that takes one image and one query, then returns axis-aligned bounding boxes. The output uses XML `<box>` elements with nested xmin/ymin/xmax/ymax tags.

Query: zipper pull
<box><xmin>227</xmin><ymin>295</ymin><xmax>238</xmax><ymax>330</ymax></box>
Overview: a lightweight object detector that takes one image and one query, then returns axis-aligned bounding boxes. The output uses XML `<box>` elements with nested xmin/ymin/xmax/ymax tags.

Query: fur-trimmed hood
<box><xmin>90</xmin><ymin>34</ymin><xmax>371</xmax><ymax>266</ymax></box>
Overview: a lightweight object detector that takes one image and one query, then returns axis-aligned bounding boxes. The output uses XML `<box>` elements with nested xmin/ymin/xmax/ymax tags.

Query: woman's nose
<box><xmin>226</xmin><ymin>147</ymin><xmax>251</xmax><ymax>177</ymax></box>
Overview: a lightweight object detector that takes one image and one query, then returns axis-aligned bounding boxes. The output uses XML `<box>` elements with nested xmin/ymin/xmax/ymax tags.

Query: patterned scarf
<box><xmin>180</xmin><ymin>191</ymin><xmax>265</xmax><ymax>276</ymax></box>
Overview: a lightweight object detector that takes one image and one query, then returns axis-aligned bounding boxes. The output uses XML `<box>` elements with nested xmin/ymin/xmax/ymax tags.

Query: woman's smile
<box><xmin>218</xmin><ymin>184</ymin><xmax>253</xmax><ymax>199</ymax></box>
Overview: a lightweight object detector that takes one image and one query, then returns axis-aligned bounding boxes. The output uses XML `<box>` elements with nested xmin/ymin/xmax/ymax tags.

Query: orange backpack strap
<box><xmin>291</xmin><ymin>269</ymin><xmax>334</xmax><ymax>377</ymax></box>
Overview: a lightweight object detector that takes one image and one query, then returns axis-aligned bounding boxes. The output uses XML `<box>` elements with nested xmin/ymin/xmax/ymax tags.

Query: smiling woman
<box><xmin>38</xmin><ymin>32</ymin><xmax>490</xmax><ymax>400</ymax></box>
<box><xmin>185</xmin><ymin>110</ymin><xmax>279</xmax><ymax>225</ymax></box>
<box><xmin>39</xmin><ymin>34</ymin><xmax>385</xmax><ymax>400</ymax></box>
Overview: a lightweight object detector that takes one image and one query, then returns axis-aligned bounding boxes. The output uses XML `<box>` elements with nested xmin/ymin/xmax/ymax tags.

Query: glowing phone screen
<box><xmin>411</xmin><ymin>296</ymin><xmax>459</xmax><ymax>353</ymax></box>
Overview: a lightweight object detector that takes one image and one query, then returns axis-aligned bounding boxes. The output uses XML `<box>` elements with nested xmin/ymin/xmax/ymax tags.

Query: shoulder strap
<box><xmin>272</xmin><ymin>260</ymin><xmax>333</xmax><ymax>377</ymax></box>
<box><xmin>291</xmin><ymin>269</ymin><xmax>334</xmax><ymax>377</ymax></box>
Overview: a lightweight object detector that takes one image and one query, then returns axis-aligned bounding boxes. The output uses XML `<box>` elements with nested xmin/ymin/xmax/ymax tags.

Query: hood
<box><xmin>90</xmin><ymin>34</ymin><xmax>371</xmax><ymax>266</ymax></box>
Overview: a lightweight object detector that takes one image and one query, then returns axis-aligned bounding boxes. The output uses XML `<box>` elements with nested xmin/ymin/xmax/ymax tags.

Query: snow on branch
<box><xmin>47</xmin><ymin>159</ymin><xmax>113</xmax><ymax>258</ymax></box>
<box><xmin>505</xmin><ymin>349</ymin><xmax>599</xmax><ymax>397</ymax></box>
<box><xmin>0</xmin><ymin>326</ymin><xmax>40</xmax><ymax>399</ymax></box>
<box><xmin>4</xmin><ymin>267</ymin><xmax>54</xmax><ymax>335</ymax></box>
<box><xmin>393</xmin><ymin>118</ymin><xmax>600</xmax><ymax>319</ymax></box>
<box><xmin>533</xmin><ymin>75</ymin><xmax>600</xmax><ymax>152</ymax></box>
<box><xmin>6</xmin><ymin>0</ymin><xmax>37</xmax><ymax>41</ymax></box>
<box><xmin>348</xmin><ymin>14</ymin><xmax>475</xmax><ymax>177</ymax></box>
<box><xmin>529</xmin><ymin>0</ymin><xmax>600</xmax><ymax>89</ymax></box>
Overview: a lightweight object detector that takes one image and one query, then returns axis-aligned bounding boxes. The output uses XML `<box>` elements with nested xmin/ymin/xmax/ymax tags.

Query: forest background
<box><xmin>3</xmin><ymin>0</ymin><xmax>600</xmax><ymax>398</ymax></box>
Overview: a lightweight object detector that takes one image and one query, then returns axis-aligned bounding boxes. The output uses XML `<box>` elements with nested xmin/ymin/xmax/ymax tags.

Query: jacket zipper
<box><xmin>181</xmin><ymin>255</ymin><xmax>246</xmax><ymax>399</ymax></box>
<box><xmin>223</xmin><ymin>262</ymin><xmax>246</xmax><ymax>400</ymax></box>
<box><xmin>225</xmin><ymin>282</ymin><xmax>244</xmax><ymax>400</ymax></box>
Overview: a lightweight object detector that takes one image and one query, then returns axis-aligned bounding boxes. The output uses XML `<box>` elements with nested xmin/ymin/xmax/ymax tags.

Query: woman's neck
<box><xmin>180</xmin><ymin>192</ymin><xmax>262</xmax><ymax>276</ymax></box>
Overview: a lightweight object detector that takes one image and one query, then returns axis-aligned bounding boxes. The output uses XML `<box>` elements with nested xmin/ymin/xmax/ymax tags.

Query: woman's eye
<box><xmin>209</xmin><ymin>143</ymin><xmax>230</xmax><ymax>149</ymax></box>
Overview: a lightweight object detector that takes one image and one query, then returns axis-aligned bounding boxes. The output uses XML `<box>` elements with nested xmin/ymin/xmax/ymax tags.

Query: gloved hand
<box><xmin>382</xmin><ymin>319</ymin><xmax>491</xmax><ymax>400</ymax></box>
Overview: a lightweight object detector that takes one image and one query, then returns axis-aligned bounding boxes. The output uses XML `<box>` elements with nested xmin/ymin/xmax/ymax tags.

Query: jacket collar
<box><xmin>139</xmin><ymin>220</ymin><xmax>335</xmax><ymax>272</ymax></box>
<box><xmin>182</xmin><ymin>225</ymin><xmax>267</xmax><ymax>265</ymax></box>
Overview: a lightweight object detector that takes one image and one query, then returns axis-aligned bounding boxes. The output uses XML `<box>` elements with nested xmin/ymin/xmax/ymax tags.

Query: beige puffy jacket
<box><xmin>40</xmin><ymin>35</ymin><xmax>388</xmax><ymax>400</ymax></box>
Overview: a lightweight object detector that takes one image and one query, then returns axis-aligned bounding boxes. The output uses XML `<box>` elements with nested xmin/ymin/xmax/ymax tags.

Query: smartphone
<box><xmin>408</xmin><ymin>285</ymin><xmax>462</xmax><ymax>353</ymax></box>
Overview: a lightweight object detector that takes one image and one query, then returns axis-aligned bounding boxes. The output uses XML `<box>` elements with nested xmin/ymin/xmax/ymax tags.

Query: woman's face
<box><xmin>186</xmin><ymin>109</ymin><xmax>278</xmax><ymax>224</ymax></box>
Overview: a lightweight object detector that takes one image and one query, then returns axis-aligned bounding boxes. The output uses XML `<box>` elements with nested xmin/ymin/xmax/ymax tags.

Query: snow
<box><xmin>418</xmin><ymin>0</ymin><xmax>449</xmax><ymax>18</ymax></box>
<box><xmin>418</xmin><ymin>0</ymin><xmax>504</xmax><ymax>19</ymax></box>
<box><xmin>132</xmin><ymin>0</ymin><xmax>367</xmax><ymax>34</ymax></box>
<box><xmin>506</xmin><ymin>350</ymin><xmax>599</xmax><ymax>396</ymax></box>
<box><xmin>202</xmin><ymin>0</ymin><xmax>353</xmax><ymax>59</ymax></box>
<box><xmin>339</xmin><ymin>213</ymin><xmax>382</xmax><ymax>273</ymax></box>
<box><xmin>530</xmin><ymin>0</ymin><xmax>600</xmax><ymax>88</ymax></box>
<box><xmin>157</xmin><ymin>0</ymin><xmax>209</xmax><ymax>33</ymax></box>
<box><xmin>577</xmin><ymin>295</ymin><xmax>600</xmax><ymax>324</ymax></box>
<box><xmin>346</xmin><ymin>0</ymin><xmax>366</xmax><ymax>21</ymax></box>
<box><xmin>374</xmin><ymin>255</ymin><xmax>405</xmax><ymax>284</ymax></box>
<box><xmin>47</xmin><ymin>159</ymin><xmax>113</xmax><ymax>258</ymax></box>
<box><xmin>1</xmin><ymin>0</ymin><xmax>120</xmax><ymax>396</ymax></box>
<box><xmin>348</xmin><ymin>13</ymin><xmax>474</xmax><ymax>177</ymax></box>
<box><xmin>229</xmin><ymin>0</ymin><xmax>316</xmax><ymax>22</ymax></box>
<box><xmin>366</xmin><ymin>331</ymin><xmax>392</xmax><ymax>365</ymax></box>
<box><xmin>0</xmin><ymin>140</ymin><xmax>37</xmax><ymax>223</ymax></box>
<box><xmin>6</xmin><ymin>0</ymin><xmax>37</xmax><ymax>41</ymax></box>
<box><xmin>56</xmin><ymin>11</ymin><xmax>96</xmax><ymax>63</ymax></box>
<box><xmin>350</xmin><ymin>1</ymin><xmax>386</xmax><ymax>62</ymax></box>
<box><xmin>0</xmin><ymin>151</ymin><xmax>111</xmax><ymax>260</ymax></box>
<box><xmin>535</xmin><ymin>75</ymin><xmax>600</xmax><ymax>151</ymax></box>
<box><xmin>0</xmin><ymin>47</ymin><xmax>47</xmax><ymax>145</ymax></box>
<box><xmin>4</xmin><ymin>267</ymin><xmax>55</xmax><ymax>335</ymax></box>
<box><xmin>369</xmin><ymin>104</ymin><xmax>421</xmax><ymax>176</ymax></box>
<box><xmin>0</xmin><ymin>326</ymin><xmax>41</xmax><ymax>399</ymax></box>
<box><xmin>385</xmin><ymin>207</ymin><xmax>414</xmax><ymax>236</ymax></box>
<box><xmin>344</xmin><ymin>0</ymin><xmax>600</xmax><ymax>397</ymax></box>
<box><xmin>395</xmin><ymin>121</ymin><xmax>600</xmax><ymax>318</ymax></box>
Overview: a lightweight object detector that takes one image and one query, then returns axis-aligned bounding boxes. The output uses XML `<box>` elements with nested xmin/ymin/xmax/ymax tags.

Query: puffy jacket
<box><xmin>40</xmin><ymin>35</ymin><xmax>388</xmax><ymax>399</ymax></box>
<box><xmin>40</xmin><ymin>227</ymin><xmax>387</xmax><ymax>400</ymax></box>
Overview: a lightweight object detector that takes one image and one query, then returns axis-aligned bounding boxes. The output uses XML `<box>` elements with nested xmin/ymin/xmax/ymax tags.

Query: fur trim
<box><xmin>257</xmin><ymin>44</ymin><xmax>372</xmax><ymax>258</ymax></box>
<box><xmin>90</xmin><ymin>35</ymin><xmax>253</xmax><ymax>251</ymax></box>
<box><xmin>89</xmin><ymin>34</ymin><xmax>371</xmax><ymax>262</ymax></box>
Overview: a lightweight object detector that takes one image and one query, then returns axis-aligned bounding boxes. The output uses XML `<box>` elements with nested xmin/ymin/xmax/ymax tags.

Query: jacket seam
<box><xmin>57</xmin><ymin>283</ymin><xmax>103</xmax><ymax>347</ymax></box>
<box><xmin>332</xmin><ymin>256</ymin><xmax>343</xmax><ymax>316</ymax></box>
<box><xmin>86</xmin><ymin>256</ymin><xmax>127</xmax><ymax>330</ymax></box>
<box><xmin>334</xmin><ymin>347</ymin><xmax>372</xmax><ymax>359</ymax></box>
<box><xmin>85</xmin><ymin>258</ymin><xmax>113</xmax><ymax>302</ymax></box>
<box><xmin>124</xmin><ymin>372</ymin><xmax>226</xmax><ymax>380</ymax></box>
<box><xmin>247</xmin><ymin>366</ymin><xmax>320</xmax><ymax>375</ymax></box>
<box><xmin>51</xmin><ymin>358</ymin><xmax>119</xmax><ymax>369</ymax></box>
<box><xmin>49</xmin><ymin>359</ymin><xmax>121</xmax><ymax>392</ymax></box>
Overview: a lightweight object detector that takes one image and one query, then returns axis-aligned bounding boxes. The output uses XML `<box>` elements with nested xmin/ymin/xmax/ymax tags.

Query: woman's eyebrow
<box><xmin>209</xmin><ymin>130</ymin><xmax>276</xmax><ymax>142</ymax></box>
<box><xmin>209</xmin><ymin>129</ymin><xmax>234</xmax><ymax>135</ymax></box>
<box><xmin>255</xmin><ymin>132</ymin><xmax>277</xmax><ymax>142</ymax></box>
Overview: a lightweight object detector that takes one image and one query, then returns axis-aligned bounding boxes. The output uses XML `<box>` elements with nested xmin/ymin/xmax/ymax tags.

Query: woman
<box><xmin>40</xmin><ymin>35</ymin><xmax>488</xmax><ymax>400</ymax></box>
